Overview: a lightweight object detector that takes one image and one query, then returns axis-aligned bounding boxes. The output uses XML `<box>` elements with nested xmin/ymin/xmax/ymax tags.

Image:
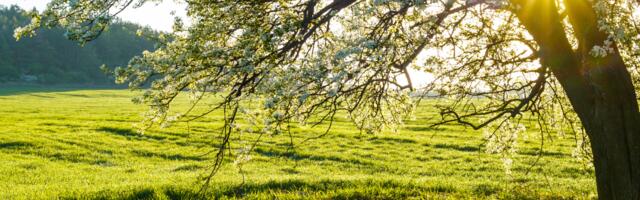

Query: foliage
<box><xmin>0</xmin><ymin>5</ymin><xmax>156</xmax><ymax>84</ymax></box>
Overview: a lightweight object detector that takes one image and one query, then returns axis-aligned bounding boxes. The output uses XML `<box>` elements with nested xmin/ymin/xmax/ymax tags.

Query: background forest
<box><xmin>0</xmin><ymin>5</ymin><xmax>155</xmax><ymax>85</ymax></box>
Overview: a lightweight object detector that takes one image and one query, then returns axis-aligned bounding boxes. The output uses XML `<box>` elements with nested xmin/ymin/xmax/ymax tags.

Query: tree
<box><xmin>16</xmin><ymin>0</ymin><xmax>640</xmax><ymax>198</ymax></box>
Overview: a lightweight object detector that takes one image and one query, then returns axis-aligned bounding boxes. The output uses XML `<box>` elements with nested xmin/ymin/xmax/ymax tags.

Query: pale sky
<box><xmin>0</xmin><ymin>0</ymin><xmax>188</xmax><ymax>32</ymax></box>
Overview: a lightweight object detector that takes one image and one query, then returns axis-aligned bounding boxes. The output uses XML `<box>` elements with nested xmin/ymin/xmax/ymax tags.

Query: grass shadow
<box><xmin>254</xmin><ymin>147</ymin><xmax>374</xmax><ymax>166</ymax></box>
<box><xmin>28</xmin><ymin>94</ymin><xmax>55</xmax><ymax>98</ymax></box>
<box><xmin>432</xmin><ymin>143</ymin><xmax>480</xmax><ymax>152</ymax></box>
<box><xmin>214</xmin><ymin>179</ymin><xmax>454</xmax><ymax>199</ymax></box>
<box><xmin>404</xmin><ymin>126</ymin><xmax>443</xmax><ymax>132</ymax></box>
<box><xmin>97</xmin><ymin>127</ymin><xmax>167</xmax><ymax>141</ymax></box>
<box><xmin>172</xmin><ymin>164</ymin><xmax>204</xmax><ymax>172</ymax></box>
<box><xmin>368</xmin><ymin>136</ymin><xmax>417</xmax><ymax>144</ymax></box>
<box><xmin>60</xmin><ymin>187</ymin><xmax>200</xmax><ymax>200</ymax></box>
<box><xmin>60</xmin><ymin>179</ymin><xmax>454</xmax><ymax>200</ymax></box>
<box><xmin>58</xmin><ymin>93</ymin><xmax>92</xmax><ymax>98</ymax></box>
<box><xmin>0</xmin><ymin>141</ymin><xmax>35</xmax><ymax>150</ymax></box>
<box><xmin>518</xmin><ymin>150</ymin><xmax>568</xmax><ymax>158</ymax></box>
<box><xmin>132</xmin><ymin>149</ymin><xmax>207</xmax><ymax>161</ymax></box>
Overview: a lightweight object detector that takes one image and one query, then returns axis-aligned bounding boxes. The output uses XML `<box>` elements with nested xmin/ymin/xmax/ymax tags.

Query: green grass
<box><xmin>0</xmin><ymin>87</ymin><xmax>596</xmax><ymax>199</ymax></box>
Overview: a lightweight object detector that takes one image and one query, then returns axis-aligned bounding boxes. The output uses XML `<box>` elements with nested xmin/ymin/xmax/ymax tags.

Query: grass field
<box><xmin>0</xmin><ymin>87</ymin><xmax>596</xmax><ymax>199</ymax></box>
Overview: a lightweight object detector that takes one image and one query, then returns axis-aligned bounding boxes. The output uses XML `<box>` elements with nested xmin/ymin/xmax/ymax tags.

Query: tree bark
<box><xmin>579</xmin><ymin>52</ymin><xmax>640</xmax><ymax>199</ymax></box>
<box><xmin>511</xmin><ymin>0</ymin><xmax>640</xmax><ymax>199</ymax></box>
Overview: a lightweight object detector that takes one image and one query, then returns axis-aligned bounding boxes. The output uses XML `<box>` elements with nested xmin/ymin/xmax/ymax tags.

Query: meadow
<box><xmin>0</xmin><ymin>87</ymin><xmax>596</xmax><ymax>199</ymax></box>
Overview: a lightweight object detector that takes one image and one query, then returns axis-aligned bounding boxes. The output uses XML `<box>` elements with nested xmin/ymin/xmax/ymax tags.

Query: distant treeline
<box><xmin>0</xmin><ymin>5</ymin><xmax>156</xmax><ymax>85</ymax></box>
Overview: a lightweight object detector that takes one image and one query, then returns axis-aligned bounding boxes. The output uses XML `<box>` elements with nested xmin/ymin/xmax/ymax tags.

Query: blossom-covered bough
<box><xmin>16</xmin><ymin>0</ymin><xmax>640</xmax><ymax>198</ymax></box>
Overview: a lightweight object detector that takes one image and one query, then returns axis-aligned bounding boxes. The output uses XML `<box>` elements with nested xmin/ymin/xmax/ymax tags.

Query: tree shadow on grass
<box><xmin>132</xmin><ymin>149</ymin><xmax>208</xmax><ymax>161</ymax></box>
<box><xmin>60</xmin><ymin>179</ymin><xmax>456</xmax><ymax>200</ymax></box>
<box><xmin>96</xmin><ymin>127</ymin><xmax>168</xmax><ymax>141</ymax></box>
<box><xmin>172</xmin><ymin>164</ymin><xmax>204</xmax><ymax>172</ymax></box>
<box><xmin>0</xmin><ymin>140</ymin><xmax>117</xmax><ymax>166</ymax></box>
<box><xmin>367</xmin><ymin>136</ymin><xmax>417</xmax><ymax>144</ymax></box>
<box><xmin>404</xmin><ymin>126</ymin><xmax>444</xmax><ymax>132</ymax></box>
<box><xmin>431</xmin><ymin>143</ymin><xmax>480</xmax><ymax>152</ymax></box>
<box><xmin>58</xmin><ymin>93</ymin><xmax>91</xmax><ymax>98</ymax></box>
<box><xmin>60</xmin><ymin>188</ymin><xmax>190</xmax><ymax>200</ymax></box>
<box><xmin>0</xmin><ymin>141</ymin><xmax>34</xmax><ymax>150</ymax></box>
<box><xmin>253</xmin><ymin>147</ymin><xmax>374</xmax><ymax>166</ymax></box>
<box><xmin>517</xmin><ymin>149</ymin><xmax>568</xmax><ymax>158</ymax></box>
<box><xmin>28</xmin><ymin>94</ymin><xmax>56</xmax><ymax>98</ymax></box>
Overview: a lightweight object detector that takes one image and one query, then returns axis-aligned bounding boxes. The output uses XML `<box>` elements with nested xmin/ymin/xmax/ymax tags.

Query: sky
<box><xmin>0</xmin><ymin>0</ymin><xmax>188</xmax><ymax>32</ymax></box>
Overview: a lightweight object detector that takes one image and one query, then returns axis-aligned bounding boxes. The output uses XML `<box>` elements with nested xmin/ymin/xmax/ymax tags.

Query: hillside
<box><xmin>0</xmin><ymin>5</ymin><xmax>156</xmax><ymax>85</ymax></box>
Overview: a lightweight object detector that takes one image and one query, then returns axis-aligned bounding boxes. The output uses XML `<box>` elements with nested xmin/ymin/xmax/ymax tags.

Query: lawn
<box><xmin>0</xmin><ymin>87</ymin><xmax>596</xmax><ymax>199</ymax></box>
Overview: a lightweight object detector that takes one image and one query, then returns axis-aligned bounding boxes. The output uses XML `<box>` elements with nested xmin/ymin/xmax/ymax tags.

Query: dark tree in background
<box><xmin>0</xmin><ymin>5</ymin><xmax>156</xmax><ymax>84</ymax></box>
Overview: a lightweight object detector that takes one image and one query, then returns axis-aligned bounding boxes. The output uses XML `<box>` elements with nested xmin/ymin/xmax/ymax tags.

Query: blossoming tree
<box><xmin>16</xmin><ymin>0</ymin><xmax>640</xmax><ymax>198</ymax></box>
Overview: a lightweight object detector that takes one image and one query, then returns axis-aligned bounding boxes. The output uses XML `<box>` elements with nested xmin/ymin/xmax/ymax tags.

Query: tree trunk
<box><xmin>574</xmin><ymin>50</ymin><xmax>640</xmax><ymax>200</ymax></box>
<box><xmin>511</xmin><ymin>0</ymin><xmax>640</xmax><ymax>198</ymax></box>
